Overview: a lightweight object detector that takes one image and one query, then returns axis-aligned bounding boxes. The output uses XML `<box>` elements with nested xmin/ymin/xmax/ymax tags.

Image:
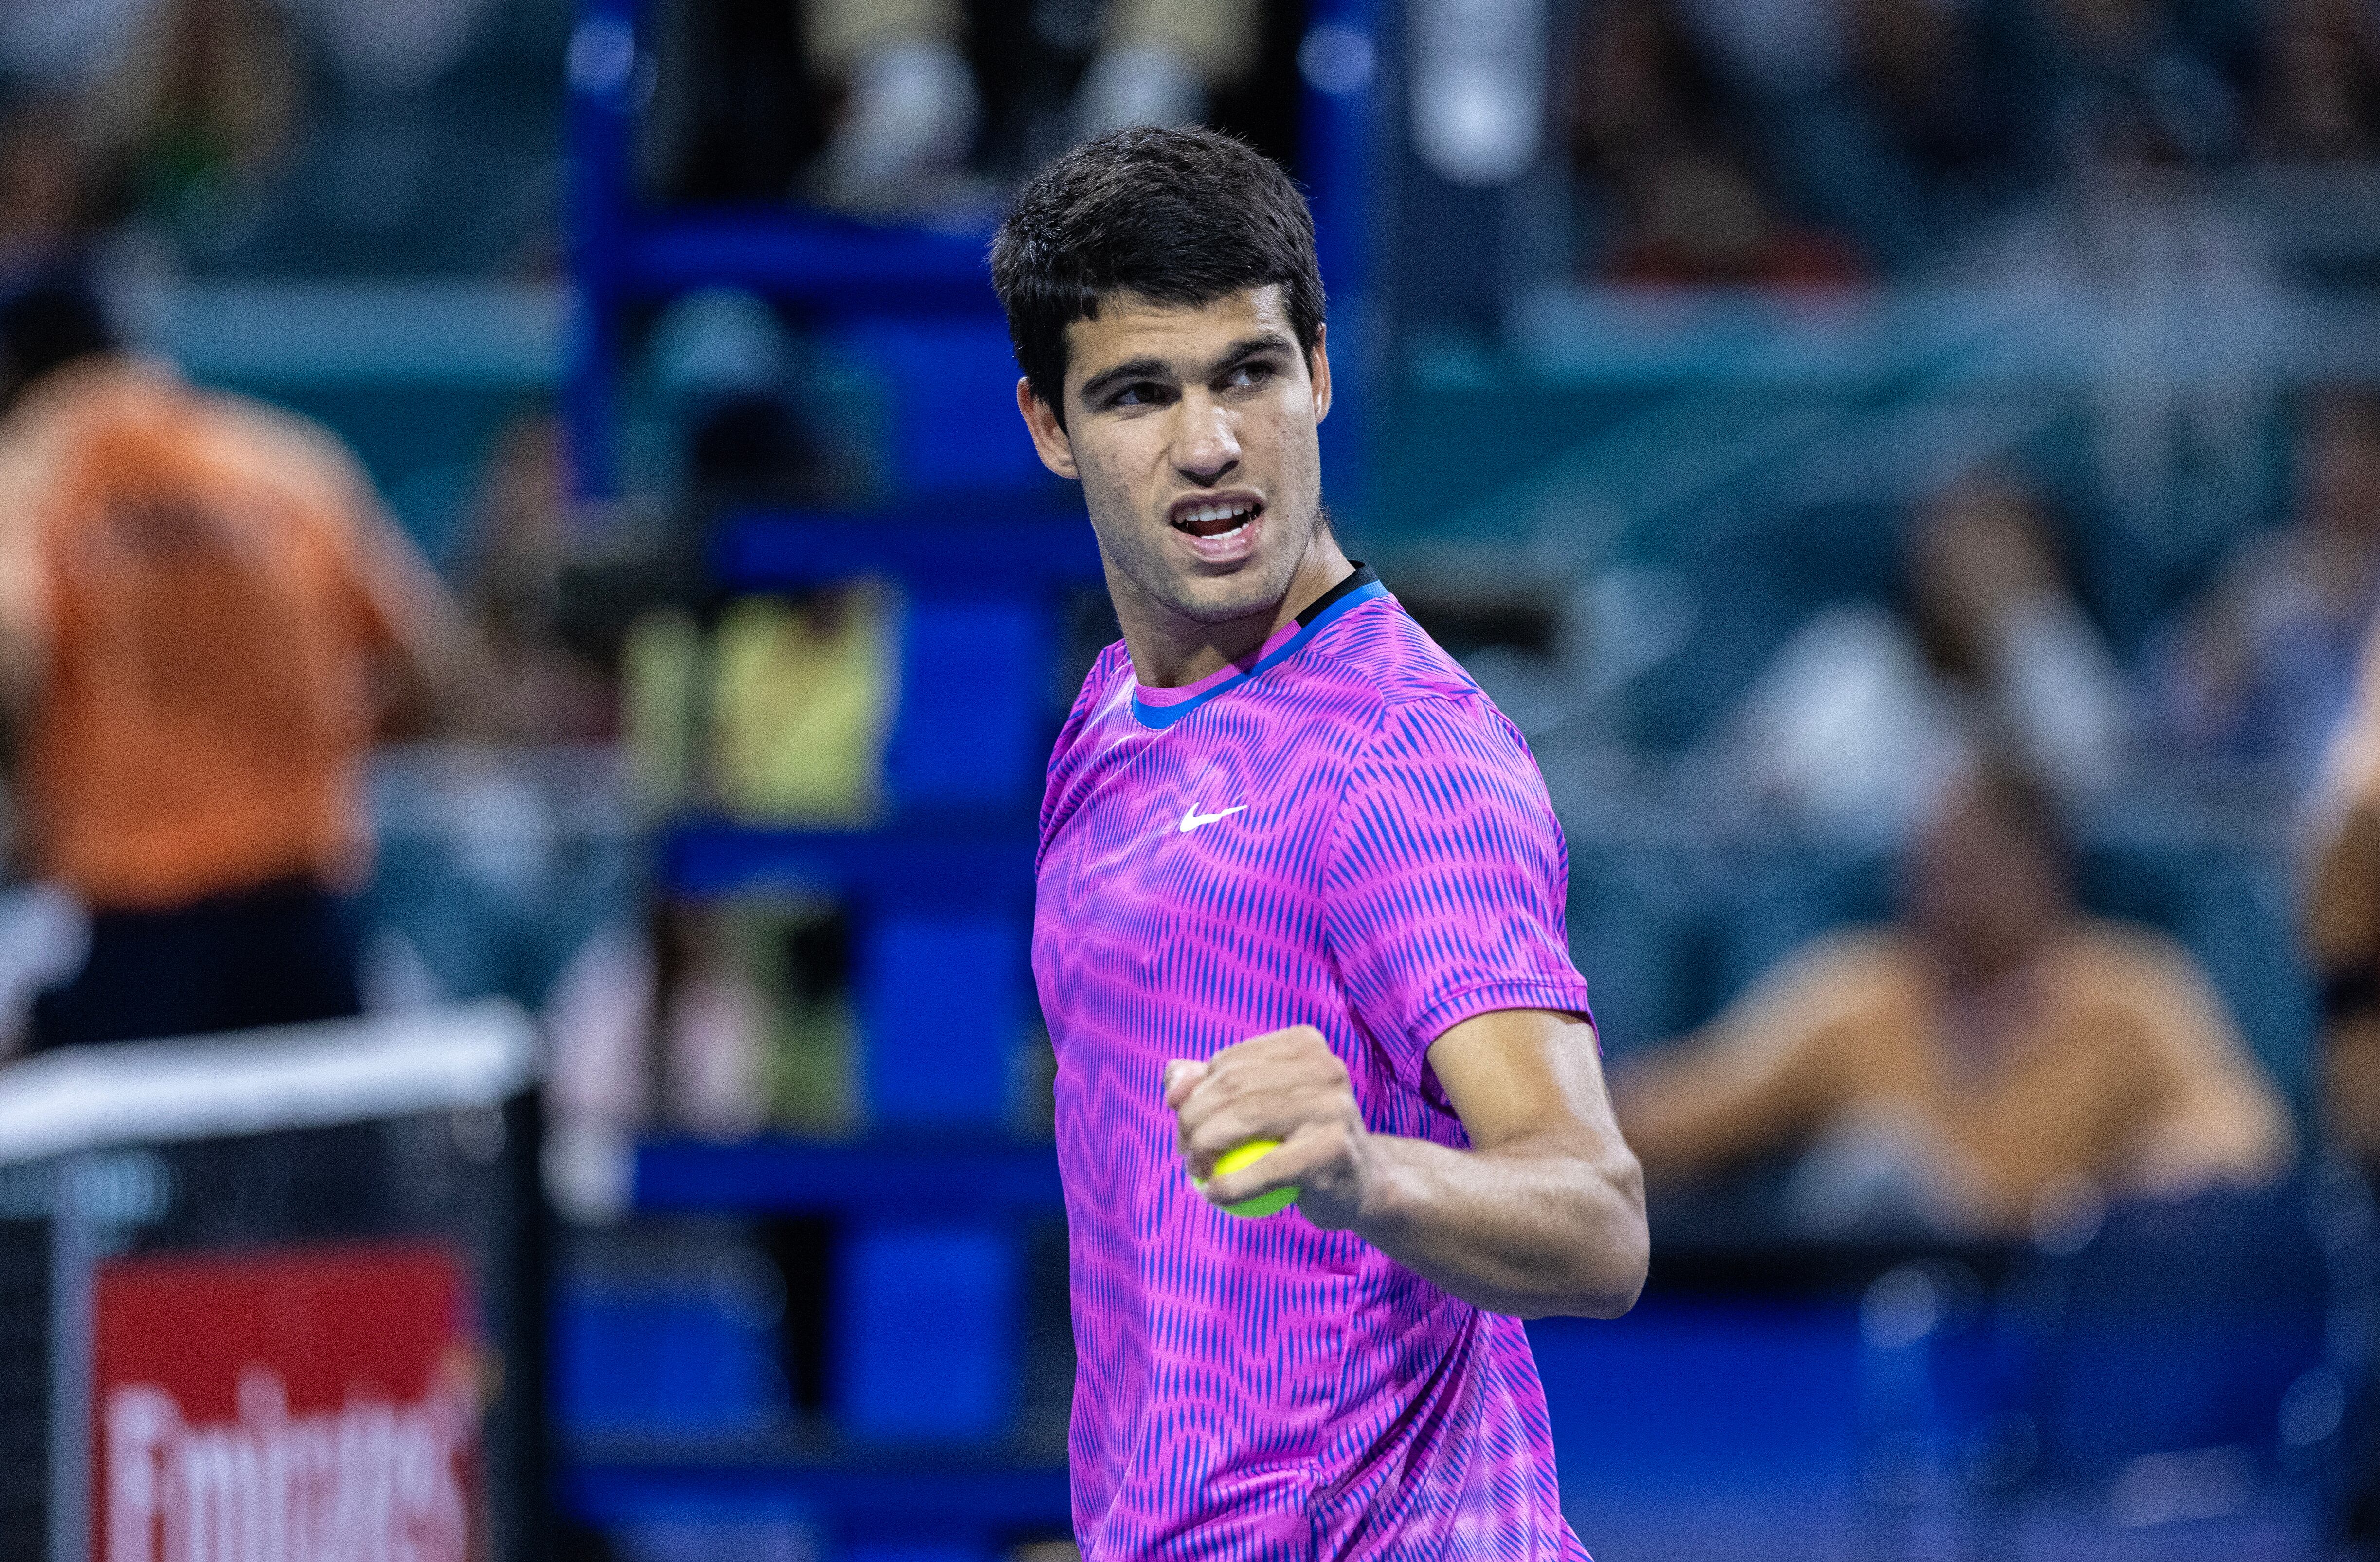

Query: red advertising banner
<box><xmin>94</xmin><ymin>1242</ymin><xmax>482</xmax><ymax>1562</ymax></box>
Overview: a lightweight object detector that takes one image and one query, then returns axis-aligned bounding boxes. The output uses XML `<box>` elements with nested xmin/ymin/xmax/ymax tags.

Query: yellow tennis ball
<box><xmin>1192</xmin><ymin>1138</ymin><xmax>1299</xmax><ymax>1218</ymax></box>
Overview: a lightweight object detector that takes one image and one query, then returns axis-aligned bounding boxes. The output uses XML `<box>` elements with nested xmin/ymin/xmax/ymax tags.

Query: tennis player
<box><xmin>995</xmin><ymin>127</ymin><xmax>1648</xmax><ymax>1558</ymax></box>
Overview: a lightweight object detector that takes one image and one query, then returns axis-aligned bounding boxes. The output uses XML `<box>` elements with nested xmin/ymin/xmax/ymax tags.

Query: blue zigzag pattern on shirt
<box><xmin>1036</xmin><ymin>586</ymin><xmax>1598</xmax><ymax>1561</ymax></box>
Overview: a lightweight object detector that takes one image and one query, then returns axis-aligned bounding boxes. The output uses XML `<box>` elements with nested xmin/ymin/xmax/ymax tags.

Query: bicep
<box><xmin>1327</xmin><ymin>700</ymin><xmax>1593</xmax><ymax>1086</ymax></box>
<box><xmin>1426</xmin><ymin>1008</ymin><xmax>1625</xmax><ymax>1159</ymax></box>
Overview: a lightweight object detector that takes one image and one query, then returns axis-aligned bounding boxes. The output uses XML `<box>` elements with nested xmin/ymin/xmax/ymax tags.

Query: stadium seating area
<box><xmin>8</xmin><ymin>0</ymin><xmax>2377</xmax><ymax>1555</ymax></box>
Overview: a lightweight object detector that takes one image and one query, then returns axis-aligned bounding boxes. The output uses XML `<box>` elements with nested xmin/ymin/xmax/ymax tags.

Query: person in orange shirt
<box><xmin>1613</xmin><ymin>759</ymin><xmax>2294</xmax><ymax>1239</ymax></box>
<box><xmin>0</xmin><ymin>283</ymin><xmax>462</xmax><ymax>1047</ymax></box>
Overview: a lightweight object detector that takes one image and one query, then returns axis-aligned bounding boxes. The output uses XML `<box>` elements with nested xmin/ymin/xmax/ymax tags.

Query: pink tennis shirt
<box><xmin>1033</xmin><ymin>565</ymin><xmax>1597</xmax><ymax>1559</ymax></box>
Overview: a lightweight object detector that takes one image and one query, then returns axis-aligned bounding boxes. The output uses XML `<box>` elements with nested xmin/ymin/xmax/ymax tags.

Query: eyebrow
<box><xmin>1075</xmin><ymin>331</ymin><xmax>1299</xmax><ymax>406</ymax></box>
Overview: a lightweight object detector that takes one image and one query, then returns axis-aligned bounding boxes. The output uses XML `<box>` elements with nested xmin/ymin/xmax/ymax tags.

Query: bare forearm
<box><xmin>1170</xmin><ymin>1014</ymin><xmax>1649</xmax><ymax>1320</ymax></box>
<box><xmin>1351</xmin><ymin>1130</ymin><xmax>1647</xmax><ymax>1320</ymax></box>
<box><xmin>2308</xmin><ymin>798</ymin><xmax>2380</xmax><ymax>967</ymax></box>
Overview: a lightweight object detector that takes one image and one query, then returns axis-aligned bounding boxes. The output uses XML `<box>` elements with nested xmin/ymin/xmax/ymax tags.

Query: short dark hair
<box><xmin>990</xmin><ymin>126</ymin><xmax>1325</xmax><ymax>422</ymax></box>
<box><xmin>0</xmin><ymin>280</ymin><xmax>113</xmax><ymax>407</ymax></box>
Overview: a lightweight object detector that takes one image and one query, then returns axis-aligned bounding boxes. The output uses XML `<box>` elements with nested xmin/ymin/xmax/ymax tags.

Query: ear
<box><xmin>1308</xmin><ymin>324</ymin><xmax>1333</xmax><ymax>427</ymax></box>
<box><xmin>1017</xmin><ymin>377</ymin><xmax>1079</xmax><ymax>481</ymax></box>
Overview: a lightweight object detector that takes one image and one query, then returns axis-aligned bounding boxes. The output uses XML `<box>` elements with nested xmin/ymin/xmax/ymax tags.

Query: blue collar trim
<box><xmin>1128</xmin><ymin>575</ymin><xmax>1387</xmax><ymax>731</ymax></box>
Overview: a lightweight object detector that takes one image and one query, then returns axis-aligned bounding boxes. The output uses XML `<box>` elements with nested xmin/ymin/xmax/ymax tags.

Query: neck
<box><xmin>1118</xmin><ymin>532</ymin><xmax>1353</xmax><ymax>688</ymax></box>
<box><xmin>1930</xmin><ymin>926</ymin><xmax>2055</xmax><ymax>1004</ymax></box>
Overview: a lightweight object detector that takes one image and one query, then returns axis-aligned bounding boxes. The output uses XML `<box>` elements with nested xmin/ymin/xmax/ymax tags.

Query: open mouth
<box><xmin>1170</xmin><ymin>498</ymin><xmax>1264</xmax><ymax>540</ymax></box>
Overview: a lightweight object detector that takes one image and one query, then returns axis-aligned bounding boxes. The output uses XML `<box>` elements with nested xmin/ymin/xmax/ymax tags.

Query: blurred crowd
<box><xmin>0</xmin><ymin>0</ymin><xmax>2376</xmax><ymax>1548</ymax></box>
<box><xmin>0</xmin><ymin>0</ymin><xmax>2378</xmax><ymax>1489</ymax></box>
<box><xmin>0</xmin><ymin>0</ymin><xmax>2372</xmax><ymax>1239</ymax></box>
<box><xmin>1569</xmin><ymin>0</ymin><xmax>2380</xmax><ymax>284</ymax></box>
<box><xmin>0</xmin><ymin>0</ymin><xmax>565</xmax><ymax>279</ymax></box>
<box><xmin>1567</xmin><ymin>391</ymin><xmax>2380</xmax><ymax>1239</ymax></box>
<box><xmin>0</xmin><ymin>0</ymin><xmax>2361</xmax><ymax>285</ymax></box>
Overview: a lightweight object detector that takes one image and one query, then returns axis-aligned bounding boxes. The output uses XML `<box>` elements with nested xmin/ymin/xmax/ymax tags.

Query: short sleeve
<box><xmin>1323</xmin><ymin>693</ymin><xmax>1594</xmax><ymax>1083</ymax></box>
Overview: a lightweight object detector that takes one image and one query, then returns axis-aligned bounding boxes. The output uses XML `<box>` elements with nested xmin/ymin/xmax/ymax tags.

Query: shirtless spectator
<box><xmin>1614</xmin><ymin>759</ymin><xmax>2293</xmax><ymax>1239</ymax></box>
<box><xmin>0</xmin><ymin>284</ymin><xmax>463</xmax><ymax>1047</ymax></box>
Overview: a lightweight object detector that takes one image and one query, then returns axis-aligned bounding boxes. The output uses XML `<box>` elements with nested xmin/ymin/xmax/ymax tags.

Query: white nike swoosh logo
<box><xmin>1179</xmin><ymin>804</ymin><xmax>1248</xmax><ymax>833</ymax></box>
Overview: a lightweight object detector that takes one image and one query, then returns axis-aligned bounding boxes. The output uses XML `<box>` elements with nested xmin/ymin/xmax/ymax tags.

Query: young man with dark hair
<box><xmin>995</xmin><ymin>126</ymin><xmax>1646</xmax><ymax>1558</ymax></box>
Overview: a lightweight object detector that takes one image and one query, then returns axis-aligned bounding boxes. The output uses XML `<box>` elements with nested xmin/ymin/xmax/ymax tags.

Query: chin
<box><xmin>1166</xmin><ymin>568</ymin><xmax>1298</xmax><ymax>627</ymax></box>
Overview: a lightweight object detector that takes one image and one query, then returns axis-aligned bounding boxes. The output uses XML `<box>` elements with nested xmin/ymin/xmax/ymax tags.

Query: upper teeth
<box><xmin>1182</xmin><ymin>503</ymin><xmax>1254</xmax><ymax>524</ymax></box>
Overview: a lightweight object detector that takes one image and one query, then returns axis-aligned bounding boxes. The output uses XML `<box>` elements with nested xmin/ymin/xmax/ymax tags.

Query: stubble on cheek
<box><xmin>1076</xmin><ymin>450</ymin><xmax>1172</xmax><ymax>608</ymax></box>
<box><xmin>1076</xmin><ymin>417</ymin><xmax>1323</xmax><ymax>627</ymax></box>
<box><xmin>1092</xmin><ymin>492</ymin><xmax>1308</xmax><ymax>626</ymax></box>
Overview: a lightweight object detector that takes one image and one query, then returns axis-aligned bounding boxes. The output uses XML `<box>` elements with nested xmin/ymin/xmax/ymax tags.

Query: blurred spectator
<box><xmin>638</xmin><ymin>288</ymin><xmax>849</xmax><ymax>507</ymax></box>
<box><xmin>2158</xmin><ymin>390</ymin><xmax>2380</xmax><ymax>784</ymax></box>
<box><xmin>291</xmin><ymin>0</ymin><xmax>504</xmax><ymax>95</ymax></box>
<box><xmin>1564</xmin><ymin>0</ymin><xmax>2323</xmax><ymax>281</ymax></box>
<box><xmin>90</xmin><ymin>0</ymin><xmax>304</xmax><ymax>202</ymax></box>
<box><xmin>2300</xmin><ymin>513</ymin><xmax>2380</xmax><ymax>1560</ymax></box>
<box><xmin>2031</xmin><ymin>0</ymin><xmax>2251</xmax><ymax>169</ymax></box>
<box><xmin>809</xmin><ymin>0</ymin><xmax>1259</xmax><ymax>210</ymax></box>
<box><xmin>1943</xmin><ymin>3</ymin><xmax>2274</xmax><ymax>547</ymax></box>
<box><xmin>641</xmin><ymin>0</ymin><xmax>1264</xmax><ymax>215</ymax></box>
<box><xmin>1614</xmin><ymin>758</ymin><xmax>2294</xmax><ymax>1239</ymax></box>
<box><xmin>1570</xmin><ymin>0</ymin><xmax>2043</xmax><ymax>279</ymax></box>
<box><xmin>2304</xmin><ymin>599</ymin><xmax>2380</xmax><ymax>1160</ymax></box>
<box><xmin>0</xmin><ymin>99</ymin><xmax>97</xmax><ymax>283</ymax></box>
<box><xmin>2253</xmin><ymin>0</ymin><xmax>2380</xmax><ymax>160</ymax></box>
<box><xmin>1846</xmin><ymin>0</ymin><xmax>2019</xmax><ymax>213</ymax></box>
<box><xmin>1572</xmin><ymin>0</ymin><xmax>1865</xmax><ymax>283</ymax></box>
<box><xmin>451</xmin><ymin>413</ymin><xmax>614</xmax><ymax>745</ymax></box>
<box><xmin>1716</xmin><ymin>471</ymin><xmax>2136</xmax><ymax>837</ymax></box>
<box><xmin>1571</xmin><ymin>0</ymin><xmax>1722</xmax><ymax>178</ymax></box>
<box><xmin>2</xmin><ymin>0</ymin><xmax>547</xmax><ymax>276</ymax></box>
<box><xmin>0</xmin><ymin>283</ymin><xmax>463</xmax><ymax>1046</ymax></box>
<box><xmin>1604</xmin><ymin>147</ymin><xmax>1867</xmax><ymax>286</ymax></box>
<box><xmin>1671</xmin><ymin>0</ymin><xmax>1935</xmax><ymax>269</ymax></box>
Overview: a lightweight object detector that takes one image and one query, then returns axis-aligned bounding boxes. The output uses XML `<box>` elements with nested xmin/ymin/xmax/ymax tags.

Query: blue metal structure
<box><xmin>563</xmin><ymin>3</ymin><xmax>1384</xmax><ymax>1554</ymax></box>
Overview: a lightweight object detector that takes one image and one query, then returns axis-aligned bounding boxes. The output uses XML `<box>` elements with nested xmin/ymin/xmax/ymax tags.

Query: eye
<box><xmin>1223</xmin><ymin>360</ymin><xmax>1279</xmax><ymax>390</ymax></box>
<box><xmin>1109</xmin><ymin>380</ymin><xmax>1170</xmax><ymax>408</ymax></box>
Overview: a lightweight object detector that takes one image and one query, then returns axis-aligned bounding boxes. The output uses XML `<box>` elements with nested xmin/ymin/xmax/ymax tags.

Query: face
<box><xmin>1018</xmin><ymin>285</ymin><xmax>1332</xmax><ymax>633</ymax></box>
<box><xmin>1908</xmin><ymin>781</ymin><xmax>2068</xmax><ymax>986</ymax></box>
<box><xmin>2307</xmin><ymin>401</ymin><xmax>2380</xmax><ymax>537</ymax></box>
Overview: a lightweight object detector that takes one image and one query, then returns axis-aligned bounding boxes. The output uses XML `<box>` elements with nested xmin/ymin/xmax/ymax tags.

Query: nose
<box><xmin>1171</xmin><ymin>391</ymin><xmax>1240</xmax><ymax>486</ymax></box>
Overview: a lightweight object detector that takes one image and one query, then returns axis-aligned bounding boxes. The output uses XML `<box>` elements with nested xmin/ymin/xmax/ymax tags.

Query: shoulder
<box><xmin>1045</xmin><ymin>640</ymin><xmax>1133</xmax><ymax>774</ymax></box>
<box><xmin>0</xmin><ymin>356</ymin><xmax>162</xmax><ymax>469</ymax></box>
<box><xmin>1751</xmin><ymin>928</ymin><xmax>1918</xmax><ymax>1012</ymax></box>
<box><xmin>1302</xmin><ymin>597</ymin><xmax>1519</xmax><ymax>752</ymax></box>
<box><xmin>192</xmin><ymin>388</ymin><xmax>369</xmax><ymax>501</ymax></box>
<box><xmin>2064</xmin><ymin>919</ymin><xmax>2215</xmax><ymax>1000</ymax></box>
<box><xmin>1038</xmin><ymin>639</ymin><xmax>1140</xmax><ymax>853</ymax></box>
<box><xmin>1311</xmin><ymin>595</ymin><xmax>1480</xmax><ymax>706</ymax></box>
<box><xmin>1057</xmin><ymin>640</ymin><xmax>1132</xmax><ymax>736</ymax></box>
<box><xmin>2055</xmin><ymin>922</ymin><xmax>2265</xmax><ymax>1083</ymax></box>
<box><xmin>0</xmin><ymin>360</ymin><xmax>202</xmax><ymax>555</ymax></box>
<box><xmin>1691</xmin><ymin>928</ymin><xmax>1925</xmax><ymax>1051</ymax></box>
